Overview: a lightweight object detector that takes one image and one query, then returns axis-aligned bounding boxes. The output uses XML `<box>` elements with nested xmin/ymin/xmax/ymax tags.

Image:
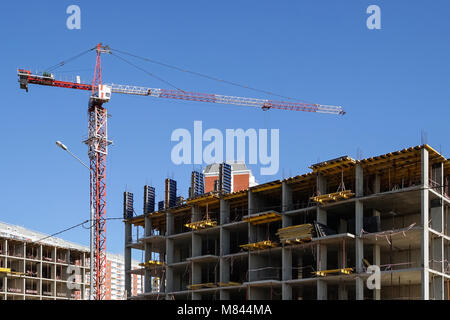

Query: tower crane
<box><xmin>17</xmin><ymin>43</ymin><xmax>345</xmax><ymax>300</ymax></box>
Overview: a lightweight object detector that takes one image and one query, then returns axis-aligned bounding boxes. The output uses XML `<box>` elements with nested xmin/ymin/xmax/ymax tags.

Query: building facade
<box><xmin>124</xmin><ymin>145</ymin><xmax>450</xmax><ymax>300</ymax></box>
<box><xmin>204</xmin><ymin>162</ymin><xmax>257</xmax><ymax>194</ymax></box>
<box><xmin>0</xmin><ymin>222</ymin><xmax>142</xmax><ymax>300</ymax></box>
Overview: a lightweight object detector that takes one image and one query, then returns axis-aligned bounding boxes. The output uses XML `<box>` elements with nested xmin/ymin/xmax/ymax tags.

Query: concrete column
<box><xmin>165</xmin><ymin>266</ymin><xmax>173</xmax><ymax>296</ymax></box>
<box><xmin>282</xmin><ymin>182</ymin><xmax>293</xmax><ymax>229</ymax></box>
<box><xmin>316</xmin><ymin>174</ymin><xmax>327</xmax><ymax>300</ymax></box>
<box><xmin>248</xmin><ymin>224</ymin><xmax>257</xmax><ymax>244</ymax></box>
<box><xmin>317</xmin><ymin>173</ymin><xmax>327</xmax><ymax>196</ymax></box>
<box><xmin>124</xmin><ymin>222</ymin><xmax>132</xmax><ymax>298</ymax></box>
<box><xmin>317</xmin><ymin>243</ymin><xmax>327</xmax><ymax>300</ymax></box>
<box><xmin>192</xmin><ymin>206</ymin><xmax>201</xmax><ymax>223</ymax></box>
<box><xmin>373</xmin><ymin>174</ymin><xmax>381</xmax><ymax>194</ymax></box>
<box><xmin>220</xmin><ymin>228</ymin><xmax>230</xmax><ymax>256</ymax></box>
<box><xmin>355</xmin><ymin>164</ymin><xmax>364</xmax><ymax>300</ymax></box>
<box><xmin>192</xmin><ymin>262</ymin><xmax>201</xmax><ymax>284</ymax></box>
<box><xmin>282</xmin><ymin>181</ymin><xmax>293</xmax><ymax>212</ymax></box>
<box><xmin>192</xmin><ymin>233</ymin><xmax>202</xmax><ymax>257</ymax></box>
<box><xmin>372</xmin><ymin>210</ymin><xmax>381</xmax><ymax>300</ymax></box>
<box><xmin>166</xmin><ymin>239</ymin><xmax>174</xmax><ymax>268</ymax></box>
<box><xmin>191</xmin><ymin>261</ymin><xmax>202</xmax><ymax>300</ymax></box>
<box><xmin>219</xmin><ymin>255</ymin><xmax>230</xmax><ymax>301</ymax></box>
<box><xmin>248</xmin><ymin>190</ymin><xmax>257</xmax><ymax>215</ymax></box>
<box><xmin>282</xmin><ymin>246</ymin><xmax>292</xmax><ymax>300</ymax></box>
<box><xmin>144</xmin><ymin>215</ymin><xmax>152</xmax><ymax>237</ymax></box>
<box><xmin>421</xmin><ymin>147</ymin><xmax>430</xmax><ymax>300</ymax></box>
<box><xmin>166</xmin><ymin>212</ymin><xmax>174</xmax><ymax>236</ymax></box>
<box><xmin>144</xmin><ymin>243</ymin><xmax>151</xmax><ymax>293</ymax></box>
<box><xmin>220</xmin><ymin>199</ymin><xmax>230</xmax><ymax>225</ymax></box>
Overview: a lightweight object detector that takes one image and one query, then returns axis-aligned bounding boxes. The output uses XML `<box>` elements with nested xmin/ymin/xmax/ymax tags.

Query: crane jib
<box><xmin>17</xmin><ymin>69</ymin><xmax>345</xmax><ymax>115</ymax></box>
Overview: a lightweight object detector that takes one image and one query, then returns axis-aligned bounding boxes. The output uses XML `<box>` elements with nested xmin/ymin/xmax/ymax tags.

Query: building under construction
<box><xmin>0</xmin><ymin>221</ymin><xmax>143</xmax><ymax>300</ymax></box>
<box><xmin>124</xmin><ymin>145</ymin><xmax>450</xmax><ymax>300</ymax></box>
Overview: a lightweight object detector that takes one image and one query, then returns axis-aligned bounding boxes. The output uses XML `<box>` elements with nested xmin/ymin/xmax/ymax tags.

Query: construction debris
<box><xmin>240</xmin><ymin>240</ymin><xmax>278</xmax><ymax>251</ymax></box>
<box><xmin>184</xmin><ymin>219</ymin><xmax>217</xmax><ymax>230</ymax></box>
<box><xmin>243</xmin><ymin>211</ymin><xmax>282</xmax><ymax>225</ymax></box>
<box><xmin>277</xmin><ymin>224</ymin><xmax>314</xmax><ymax>244</ymax></box>
<box><xmin>310</xmin><ymin>190</ymin><xmax>354</xmax><ymax>204</ymax></box>
<box><xmin>276</xmin><ymin>222</ymin><xmax>336</xmax><ymax>244</ymax></box>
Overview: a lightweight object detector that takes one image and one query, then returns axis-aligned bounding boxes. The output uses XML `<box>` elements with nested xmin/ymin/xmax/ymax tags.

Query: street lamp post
<box><xmin>56</xmin><ymin>140</ymin><xmax>94</xmax><ymax>300</ymax></box>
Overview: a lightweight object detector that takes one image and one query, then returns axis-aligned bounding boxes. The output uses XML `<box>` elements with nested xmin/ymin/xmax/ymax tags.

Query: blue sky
<box><xmin>0</xmin><ymin>1</ymin><xmax>449</xmax><ymax>257</ymax></box>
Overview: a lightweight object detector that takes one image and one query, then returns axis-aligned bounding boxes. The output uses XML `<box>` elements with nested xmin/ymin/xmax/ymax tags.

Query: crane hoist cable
<box><xmin>45</xmin><ymin>46</ymin><xmax>96</xmax><ymax>72</ymax></box>
<box><xmin>110</xmin><ymin>52</ymin><xmax>185</xmax><ymax>92</ymax></box>
<box><xmin>110</xmin><ymin>47</ymin><xmax>314</xmax><ymax>104</ymax></box>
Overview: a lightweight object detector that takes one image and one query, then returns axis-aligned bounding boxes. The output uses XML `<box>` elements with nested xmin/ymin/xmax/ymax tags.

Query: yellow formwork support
<box><xmin>240</xmin><ymin>240</ymin><xmax>278</xmax><ymax>251</ymax></box>
<box><xmin>243</xmin><ymin>211</ymin><xmax>282</xmax><ymax>225</ymax></box>
<box><xmin>139</xmin><ymin>260</ymin><xmax>165</xmax><ymax>268</ymax></box>
<box><xmin>185</xmin><ymin>219</ymin><xmax>217</xmax><ymax>230</ymax></box>
<box><xmin>187</xmin><ymin>283</ymin><xmax>217</xmax><ymax>290</ymax></box>
<box><xmin>218</xmin><ymin>281</ymin><xmax>242</xmax><ymax>287</ymax></box>
<box><xmin>313</xmin><ymin>268</ymin><xmax>353</xmax><ymax>277</ymax></box>
<box><xmin>310</xmin><ymin>190</ymin><xmax>355</xmax><ymax>204</ymax></box>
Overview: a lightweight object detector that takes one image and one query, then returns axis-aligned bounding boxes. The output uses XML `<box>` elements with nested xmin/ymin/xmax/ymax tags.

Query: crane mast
<box><xmin>16</xmin><ymin>43</ymin><xmax>345</xmax><ymax>300</ymax></box>
<box><xmin>83</xmin><ymin>44</ymin><xmax>112</xmax><ymax>300</ymax></box>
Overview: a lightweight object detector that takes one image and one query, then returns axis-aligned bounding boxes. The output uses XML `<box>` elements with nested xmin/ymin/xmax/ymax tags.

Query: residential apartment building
<box><xmin>0</xmin><ymin>221</ymin><xmax>142</xmax><ymax>300</ymax></box>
